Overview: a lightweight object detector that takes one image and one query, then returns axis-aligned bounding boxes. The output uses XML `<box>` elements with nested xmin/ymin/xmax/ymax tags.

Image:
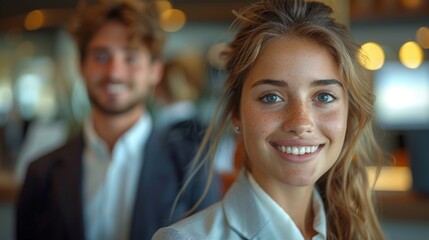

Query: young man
<box><xmin>15</xmin><ymin>1</ymin><xmax>220</xmax><ymax>240</ymax></box>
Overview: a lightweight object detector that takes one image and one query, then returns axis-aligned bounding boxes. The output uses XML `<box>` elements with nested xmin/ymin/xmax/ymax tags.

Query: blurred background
<box><xmin>0</xmin><ymin>0</ymin><xmax>428</xmax><ymax>239</ymax></box>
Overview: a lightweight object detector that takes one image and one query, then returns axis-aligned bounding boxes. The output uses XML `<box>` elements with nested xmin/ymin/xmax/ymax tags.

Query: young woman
<box><xmin>153</xmin><ymin>0</ymin><xmax>385</xmax><ymax>239</ymax></box>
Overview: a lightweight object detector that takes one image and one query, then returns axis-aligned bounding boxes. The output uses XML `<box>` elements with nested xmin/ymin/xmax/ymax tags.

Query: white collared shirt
<box><xmin>82</xmin><ymin>114</ymin><xmax>152</xmax><ymax>240</ymax></box>
<box><xmin>247</xmin><ymin>173</ymin><xmax>327</xmax><ymax>240</ymax></box>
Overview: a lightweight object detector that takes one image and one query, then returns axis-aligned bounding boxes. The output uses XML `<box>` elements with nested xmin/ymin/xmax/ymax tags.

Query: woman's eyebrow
<box><xmin>311</xmin><ymin>79</ymin><xmax>343</xmax><ymax>88</ymax></box>
<box><xmin>251</xmin><ymin>79</ymin><xmax>287</xmax><ymax>88</ymax></box>
<box><xmin>251</xmin><ymin>78</ymin><xmax>343</xmax><ymax>88</ymax></box>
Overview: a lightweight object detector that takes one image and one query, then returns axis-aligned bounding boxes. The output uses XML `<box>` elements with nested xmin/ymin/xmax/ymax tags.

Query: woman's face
<box><xmin>235</xmin><ymin>36</ymin><xmax>348</xmax><ymax>192</ymax></box>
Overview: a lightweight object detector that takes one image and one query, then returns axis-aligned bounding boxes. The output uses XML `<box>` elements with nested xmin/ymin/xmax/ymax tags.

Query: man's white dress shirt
<box><xmin>82</xmin><ymin>115</ymin><xmax>152</xmax><ymax>240</ymax></box>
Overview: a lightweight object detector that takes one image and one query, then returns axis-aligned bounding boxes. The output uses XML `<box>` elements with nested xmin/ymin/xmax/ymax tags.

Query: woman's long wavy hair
<box><xmin>183</xmin><ymin>0</ymin><xmax>385</xmax><ymax>239</ymax></box>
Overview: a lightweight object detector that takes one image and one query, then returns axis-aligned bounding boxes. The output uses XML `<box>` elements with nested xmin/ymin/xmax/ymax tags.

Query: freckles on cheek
<box><xmin>246</xmin><ymin>109</ymin><xmax>271</xmax><ymax>131</ymax></box>
<box><xmin>320</xmin><ymin>109</ymin><xmax>348</xmax><ymax>137</ymax></box>
<box><xmin>244</xmin><ymin>110</ymin><xmax>258</xmax><ymax>131</ymax></box>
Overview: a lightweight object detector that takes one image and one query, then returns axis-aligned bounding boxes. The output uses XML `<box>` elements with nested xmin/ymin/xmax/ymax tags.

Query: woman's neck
<box><xmin>252</xmin><ymin>172</ymin><xmax>316</xmax><ymax>239</ymax></box>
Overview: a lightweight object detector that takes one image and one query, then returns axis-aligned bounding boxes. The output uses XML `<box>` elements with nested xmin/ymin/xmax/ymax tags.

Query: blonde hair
<box><xmin>183</xmin><ymin>0</ymin><xmax>385</xmax><ymax>239</ymax></box>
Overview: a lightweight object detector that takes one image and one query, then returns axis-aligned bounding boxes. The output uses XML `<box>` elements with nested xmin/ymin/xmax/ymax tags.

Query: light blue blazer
<box><xmin>152</xmin><ymin>169</ymin><xmax>283</xmax><ymax>240</ymax></box>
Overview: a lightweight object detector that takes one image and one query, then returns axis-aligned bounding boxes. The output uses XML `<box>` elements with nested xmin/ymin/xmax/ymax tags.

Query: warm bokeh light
<box><xmin>24</xmin><ymin>10</ymin><xmax>45</xmax><ymax>31</ymax></box>
<box><xmin>416</xmin><ymin>26</ymin><xmax>429</xmax><ymax>49</ymax></box>
<box><xmin>207</xmin><ymin>43</ymin><xmax>229</xmax><ymax>70</ymax></box>
<box><xmin>400</xmin><ymin>0</ymin><xmax>423</xmax><ymax>9</ymax></box>
<box><xmin>367</xmin><ymin>166</ymin><xmax>412</xmax><ymax>191</ymax></box>
<box><xmin>399</xmin><ymin>41</ymin><xmax>424</xmax><ymax>69</ymax></box>
<box><xmin>160</xmin><ymin>9</ymin><xmax>186</xmax><ymax>32</ymax></box>
<box><xmin>156</xmin><ymin>0</ymin><xmax>172</xmax><ymax>13</ymax></box>
<box><xmin>359</xmin><ymin>42</ymin><xmax>385</xmax><ymax>70</ymax></box>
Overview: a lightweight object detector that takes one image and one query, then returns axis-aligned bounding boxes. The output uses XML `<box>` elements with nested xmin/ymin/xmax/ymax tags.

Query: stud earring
<box><xmin>234</xmin><ymin>125</ymin><xmax>241</xmax><ymax>134</ymax></box>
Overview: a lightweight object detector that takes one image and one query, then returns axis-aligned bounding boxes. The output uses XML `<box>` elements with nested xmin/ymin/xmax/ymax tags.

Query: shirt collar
<box><xmin>247</xmin><ymin>172</ymin><xmax>327</xmax><ymax>239</ymax></box>
<box><xmin>83</xmin><ymin>114</ymin><xmax>152</xmax><ymax>161</ymax></box>
<box><xmin>84</xmin><ymin>118</ymin><xmax>108</xmax><ymax>161</ymax></box>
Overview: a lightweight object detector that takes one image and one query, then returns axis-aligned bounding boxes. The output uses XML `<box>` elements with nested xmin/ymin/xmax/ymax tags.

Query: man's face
<box><xmin>81</xmin><ymin>20</ymin><xmax>162</xmax><ymax>115</ymax></box>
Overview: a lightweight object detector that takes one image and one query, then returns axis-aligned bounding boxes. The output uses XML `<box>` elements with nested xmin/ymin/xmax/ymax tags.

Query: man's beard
<box><xmin>88</xmin><ymin>94</ymin><xmax>144</xmax><ymax>116</ymax></box>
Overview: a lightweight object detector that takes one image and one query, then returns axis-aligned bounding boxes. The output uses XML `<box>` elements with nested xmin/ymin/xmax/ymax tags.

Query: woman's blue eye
<box><xmin>261</xmin><ymin>94</ymin><xmax>282</xmax><ymax>103</ymax></box>
<box><xmin>317</xmin><ymin>93</ymin><xmax>335</xmax><ymax>103</ymax></box>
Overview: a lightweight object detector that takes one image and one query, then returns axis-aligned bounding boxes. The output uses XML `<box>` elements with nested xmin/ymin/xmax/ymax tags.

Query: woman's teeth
<box><xmin>277</xmin><ymin>145</ymin><xmax>319</xmax><ymax>155</ymax></box>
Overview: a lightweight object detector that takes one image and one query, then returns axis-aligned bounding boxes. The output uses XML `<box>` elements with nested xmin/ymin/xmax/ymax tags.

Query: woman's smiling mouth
<box><xmin>270</xmin><ymin>142</ymin><xmax>325</xmax><ymax>160</ymax></box>
<box><xmin>276</xmin><ymin>145</ymin><xmax>319</xmax><ymax>155</ymax></box>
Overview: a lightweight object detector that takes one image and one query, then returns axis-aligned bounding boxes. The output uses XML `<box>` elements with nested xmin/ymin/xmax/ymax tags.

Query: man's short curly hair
<box><xmin>69</xmin><ymin>0</ymin><xmax>165</xmax><ymax>61</ymax></box>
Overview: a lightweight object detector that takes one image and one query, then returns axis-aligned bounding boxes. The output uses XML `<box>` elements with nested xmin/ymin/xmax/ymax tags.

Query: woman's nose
<box><xmin>282</xmin><ymin>100</ymin><xmax>314</xmax><ymax>136</ymax></box>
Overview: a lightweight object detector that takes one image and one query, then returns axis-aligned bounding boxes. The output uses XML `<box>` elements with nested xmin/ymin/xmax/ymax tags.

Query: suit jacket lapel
<box><xmin>130</xmin><ymin>129</ymin><xmax>167</xmax><ymax>240</ymax></box>
<box><xmin>222</xmin><ymin>170</ymin><xmax>275</xmax><ymax>239</ymax></box>
<box><xmin>55</xmin><ymin>134</ymin><xmax>85</xmax><ymax>240</ymax></box>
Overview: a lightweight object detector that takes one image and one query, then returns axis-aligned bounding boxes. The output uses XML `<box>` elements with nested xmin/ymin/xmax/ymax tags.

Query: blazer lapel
<box><xmin>55</xmin><ymin>134</ymin><xmax>85</xmax><ymax>240</ymax></box>
<box><xmin>130</xmin><ymin>129</ymin><xmax>168</xmax><ymax>240</ymax></box>
<box><xmin>222</xmin><ymin>170</ymin><xmax>276</xmax><ymax>239</ymax></box>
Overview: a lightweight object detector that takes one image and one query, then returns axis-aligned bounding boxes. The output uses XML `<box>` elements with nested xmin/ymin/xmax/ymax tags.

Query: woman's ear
<box><xmin>232</xmin><ymin>113</ymin><xmax>241</xmax><ymax>133</ymax></box>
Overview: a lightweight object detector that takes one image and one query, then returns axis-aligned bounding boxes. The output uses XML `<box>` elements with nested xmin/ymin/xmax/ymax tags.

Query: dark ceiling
<box><xmin>0</xmin><ymin>0</ymin><xmax>89</xmax><ymax>20</ymax></box>
<box><xmin>0</xmin><ymin>0</ymin><xmax>251</xmax><ymax>22</ymax></box>
<box><xmin>0</xmin><ymin>0</ymin><xmax>254</xmax><ymax>31</ymax></box>
<box><xmin>0</xmin><ymin>0</ymin><xmax>428</xmax><ymax>32</ymax></box>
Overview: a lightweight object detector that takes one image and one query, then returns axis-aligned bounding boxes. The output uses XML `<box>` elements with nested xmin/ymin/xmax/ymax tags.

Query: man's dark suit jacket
<box><xmin>16</xmin><ymin>121</ymin><xmax>221</xmax><ymax>240</ymax></box>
